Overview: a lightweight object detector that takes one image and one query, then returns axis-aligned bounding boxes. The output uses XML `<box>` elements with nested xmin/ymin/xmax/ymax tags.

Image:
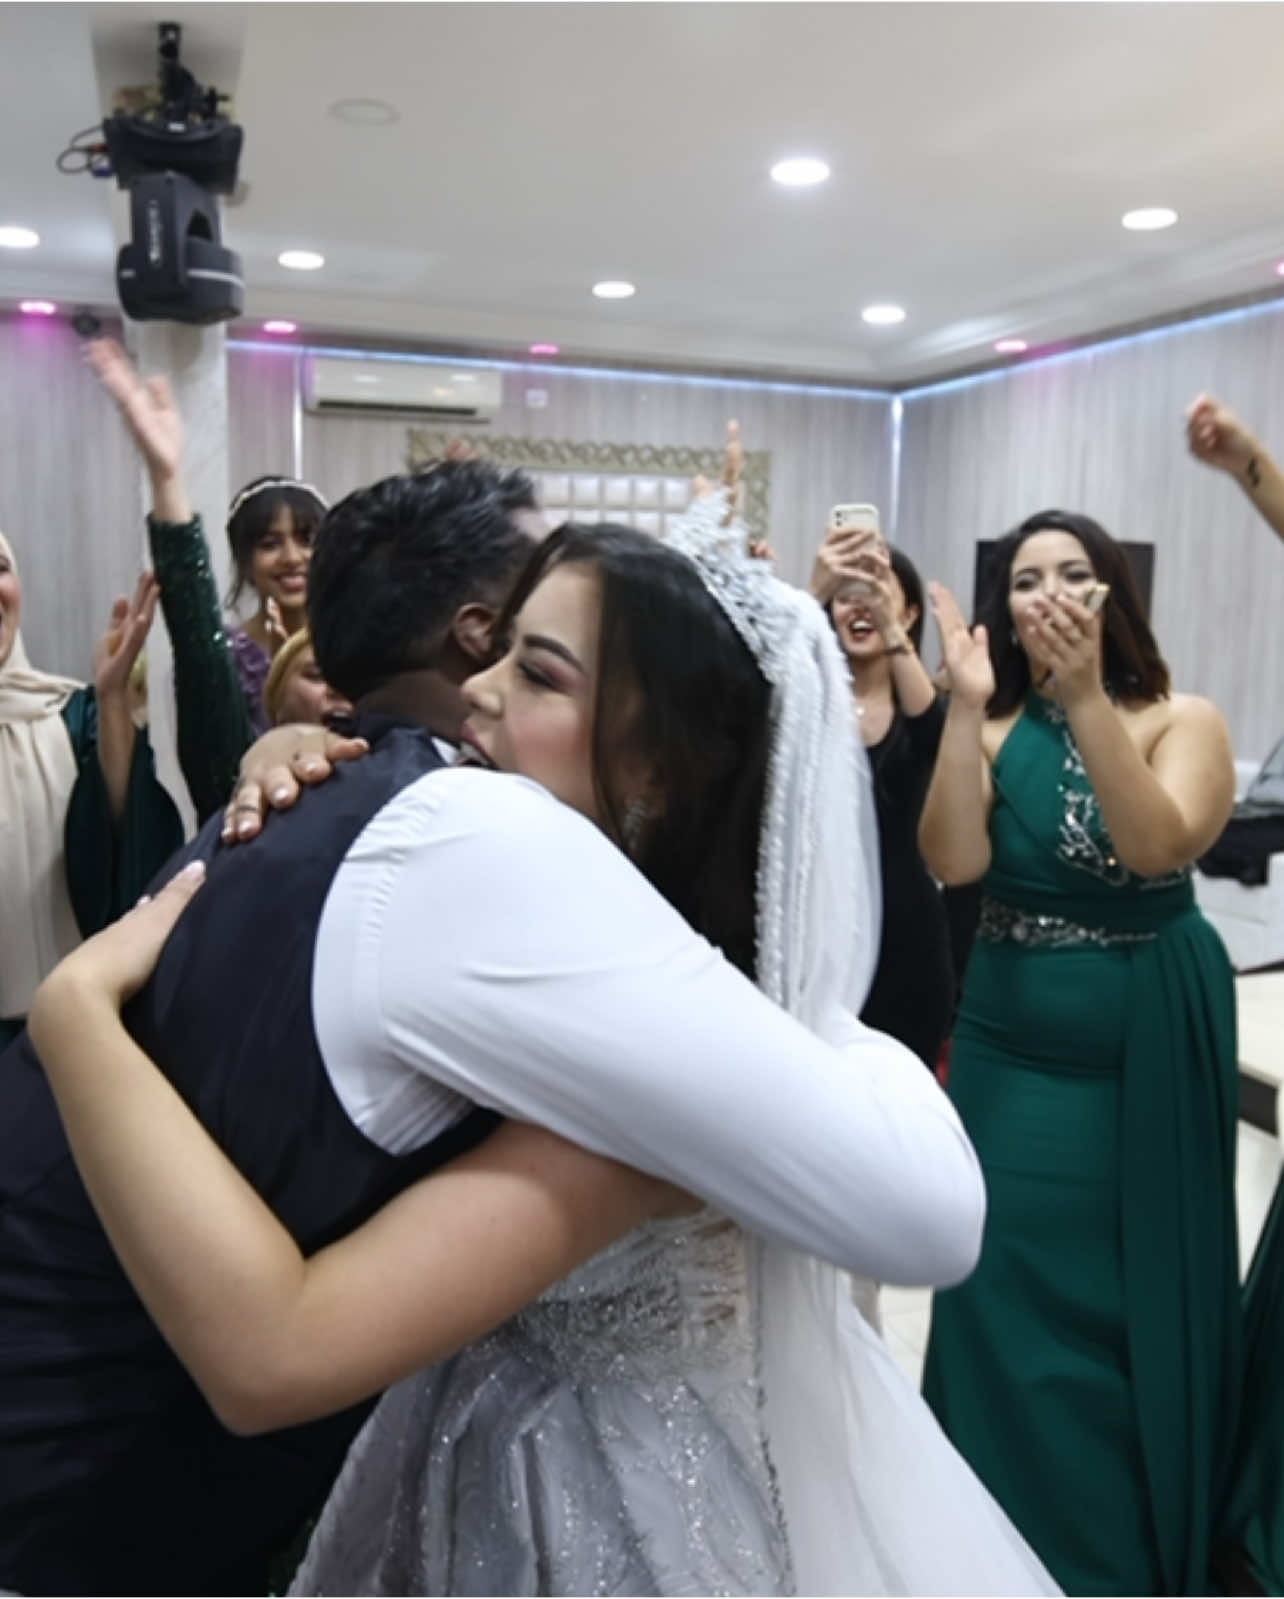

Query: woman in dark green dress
<box><xmin>919</xmin><ymin>510</ymin><xmax>1241</xmax><ymax>1595</ymax></box>
<box><xmin>87</xmin><ymin>338</ymin><xmax>335</xmax><ymax>824</ymax></box>
<box><xmin>0</xmin><ymin>532</ymin><xmax>183</xmax><ymax>1048</ymax></box>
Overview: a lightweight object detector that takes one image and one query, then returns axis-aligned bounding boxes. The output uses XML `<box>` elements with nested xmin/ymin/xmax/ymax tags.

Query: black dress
<box><xmin>860</xmin><ymin>696</ymin><xmax>955</xmax><ymax>1067</ymax></box>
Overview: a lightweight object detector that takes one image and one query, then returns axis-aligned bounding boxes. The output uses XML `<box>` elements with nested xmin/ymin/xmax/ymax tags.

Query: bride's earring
<box><xmin>622</xmin><ymin>797</ymin><xmax>651</xmax><ymax>854</ymax></box>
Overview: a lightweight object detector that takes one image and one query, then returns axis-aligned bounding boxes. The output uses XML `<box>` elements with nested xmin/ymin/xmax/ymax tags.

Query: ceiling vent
<box><xmin>304</xmin><ymin>355</ymin><xmax>502</xmax><ymax>420</ymax></box>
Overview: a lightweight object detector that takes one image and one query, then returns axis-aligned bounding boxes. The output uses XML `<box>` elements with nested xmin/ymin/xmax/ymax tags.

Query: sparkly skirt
<box><xmin>289</xmin><ymin>1213</ymin><xmax>791</xmax><ymax>1596</ymax></box>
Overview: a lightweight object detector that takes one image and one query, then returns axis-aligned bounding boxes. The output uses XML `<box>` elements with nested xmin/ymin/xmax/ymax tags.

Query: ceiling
<box><xmin>3</xmin><ymin>2</ymin><xmax>1284</xmax><ymax>386</ymax></box>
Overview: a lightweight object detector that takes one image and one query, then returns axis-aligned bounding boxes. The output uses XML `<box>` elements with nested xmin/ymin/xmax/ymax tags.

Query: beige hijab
<box><xmin>0</xmin><ymin>531</ymin><xmax>83</xmax><ymax>1018</ymax></box>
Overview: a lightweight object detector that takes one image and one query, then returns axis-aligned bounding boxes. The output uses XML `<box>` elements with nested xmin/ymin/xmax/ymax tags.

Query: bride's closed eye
<box><xmin>518</xmin><ymin>660</ymin><xmax>556</xmax><ymax>690</ymax></box>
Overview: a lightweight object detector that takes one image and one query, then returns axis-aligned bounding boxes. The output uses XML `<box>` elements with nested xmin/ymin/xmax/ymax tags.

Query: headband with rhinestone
<box><xmin>227</xmin><ymin>478</ymin><xmax>330</xmax><ymax>522</ymax></box>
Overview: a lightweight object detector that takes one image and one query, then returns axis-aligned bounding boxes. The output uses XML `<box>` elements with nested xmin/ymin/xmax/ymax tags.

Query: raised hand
<box><xmin>1186</xmin><ymin>393</ymin><xmax>1258</xmax><ymax>477</ymax></box>
<box><xmin>809</xmin><ymin>523</ymin><xmax>881</xmax><ymax>608</ymax></box>
<box><xmin>86</xmin><ymin>340</ymin><xmax>184</xmax><ymax>483</ymax></box>
<box><xmin>264</xmin><ymin>597</ymin><xmax>289</xmax><ymax>650</ymax></box>
<box><xmin>1024</xmin><ymin>591</ymin><xmax>1104</xmax><ymax>707</ymax></box>
<box><xmin>929</xmin><ymin>582</ymin><xmax>993</xmax><ymax>709</ymax></box>
<box><xmin>222</xmin><ymin>723</ymin><xmax>370</xmax><ymax>842</ymax></box>
<box><xmin>94</xmin><ymin>571</ymin><xmax>160</xmax><ymax>704</ymax></box>
<box><xmin>719</xmin><ymin>419</ymin><xmax>743</xmax><ymax>527</ymax></box>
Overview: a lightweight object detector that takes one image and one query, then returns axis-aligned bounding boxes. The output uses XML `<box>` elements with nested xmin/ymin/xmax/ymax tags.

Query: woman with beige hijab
<box><xmin>0</xmin><ymin>531</ymin><xmax>182</xmax><ymax>1046</ymax></box>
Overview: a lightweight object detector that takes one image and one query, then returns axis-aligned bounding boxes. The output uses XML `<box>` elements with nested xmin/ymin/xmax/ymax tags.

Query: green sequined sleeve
<box><xmin>147</xmin><ymin>514</ymin><xmax>256</xmax><ymax>823</ymax></box>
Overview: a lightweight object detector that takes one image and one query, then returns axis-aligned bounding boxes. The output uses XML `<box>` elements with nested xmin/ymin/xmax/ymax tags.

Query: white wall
<box><xmin>7</xmin><ymin>302</ymin><xmax>1284</xmax><ymax>764</ymax></box>
<box><xmin>896</xmin><ymin>303</ymin><xmax>1284</xmax><ymax>763</ymax></box>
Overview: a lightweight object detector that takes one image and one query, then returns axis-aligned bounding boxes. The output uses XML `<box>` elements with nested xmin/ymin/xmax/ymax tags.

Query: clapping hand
<box><xmin>1186</xmin><ymin>393</ymin><xmax>1258</xmax><ymax>477</ymax></box>
<box><xmin>929</xmin><ymin>582</ymin><xmax>993</xmax><ymax>709</ymax></box>
<box><xmin>94</xmin><ymin>571</ymin><xmax>160</xmax><ymax>705</ymax></box>
<box><xmin>1023</xmin><ymin>591</ymin><xmax>1103</xmax><ymax>706</ymax></box>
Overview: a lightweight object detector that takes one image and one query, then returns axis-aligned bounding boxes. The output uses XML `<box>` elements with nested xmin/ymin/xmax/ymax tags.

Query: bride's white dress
<box><xmin>290</xmin><ymin>522</ymin><xmax>1060</xmax><ymax>1595</ymax></box>
<box><xmin>292</xmin><ymin>1208</ymin><xmax>1056</xmax><ymax>1596</ymax></box>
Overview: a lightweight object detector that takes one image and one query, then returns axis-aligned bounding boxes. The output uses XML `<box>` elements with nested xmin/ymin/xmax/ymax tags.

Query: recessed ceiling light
<box><xmin>529</xmin><ymin>342</ymin><xmax>560</xmax><ymax>356</ymax></box>
<box><xmin>278</xmin><ymin>250</ymin><xmax>325</xmax><ymax>271</ymax></box>
<box><xmin>770</xmin><ymin>157</ymin><xmax>830</xmax><ymax>188</ymax></box>
<box><xmin>861</xmin><ymin>303</ymin><xmax>906</xmax><ymax>327</ymax></box>
<box><xmin>994</xmin><ymin>337</ymin><xmax>1028</xmax><ymax>354</ymax></box>
<box><xmin>262</xmin><ymin>319</ymin><xmax>297</xmax><ymax>335</ymax></box>
<box><xmin>19</xmin><ymin>299</ymin><xmax>56</xmax><ymax>316</ymax></box>
<box><xmin>328</xmin><ymin>97</ymin><xmax>399</xmax><ymax>127</ymax></box>
<box><xmin>0</xmin><ymin>226</ymin><xmax>40</xmax><ymax>250</ymax></box>
<box><xmin>1121</xmin><ymin>207</ymin><xmax>1177</xmax><ymax>232</ymax></box>
<box><xmin>592</xmin><ymin>280</ymin><xmax>636</xmax><ymax>300</ymax></box>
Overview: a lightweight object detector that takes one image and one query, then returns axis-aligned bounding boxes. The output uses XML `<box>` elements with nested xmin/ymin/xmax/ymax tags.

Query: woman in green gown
<box><xmin>919</xmin><ymin>510</ymin><xmax>1242</xmax><ymax>1596</ymax></box>
<box><xmin>0</xmin><ymin>533</ymin><xmax>183</xmax><ymax>1048</ymax></box>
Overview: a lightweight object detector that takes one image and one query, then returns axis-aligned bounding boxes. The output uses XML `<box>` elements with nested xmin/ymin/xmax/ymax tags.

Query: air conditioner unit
<box><xmin>304</xmin><ymin>355</ymin><xmax>503</xmax><ymax>421</ymax></box>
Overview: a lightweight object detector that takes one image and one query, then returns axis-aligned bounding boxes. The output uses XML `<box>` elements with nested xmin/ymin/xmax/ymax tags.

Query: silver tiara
<box><xmin>228</xmin><ymin>477</ymin><xmax>330</xmax><ymax>521</ymax></box>
<box><xmin>661</xmin><ymin>491</ymin><xmax>794</xmax><ymax>687</ymax></box>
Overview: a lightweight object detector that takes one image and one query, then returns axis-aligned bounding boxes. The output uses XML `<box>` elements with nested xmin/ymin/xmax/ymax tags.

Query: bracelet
<box><xmin>884</xmin><ymin>642</ymin><xmax>911</xmax><ymax>657</ymax></box>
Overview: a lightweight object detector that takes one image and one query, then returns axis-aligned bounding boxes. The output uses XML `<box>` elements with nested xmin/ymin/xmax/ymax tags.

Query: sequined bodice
<box><xmin>509</xmin><ymin>1210</ymin><xmax>755</xmax><ymax>1385</ymax></box>
<box><xmin>981</xmin><ymin>694</ymin><xmax>1193</xmax><ymax>949</ymax></box>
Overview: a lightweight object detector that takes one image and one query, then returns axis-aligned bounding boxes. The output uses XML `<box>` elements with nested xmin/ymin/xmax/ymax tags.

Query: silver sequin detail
<box><xmin>1041</xmin><ymin>698</ymin><xmax>1188</xmax><ymax>892</ymax></box>
<box><xmin>978</xmin><ymin>896</ymin><xmax>1157</xmax><ymax>950</ymax></box>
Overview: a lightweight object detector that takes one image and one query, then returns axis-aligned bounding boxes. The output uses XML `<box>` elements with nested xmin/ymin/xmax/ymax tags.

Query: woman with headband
<box><xmin>88</xmin><ymin>340</ymin><xmax>334</xmax><ymax>820</ymax></box>
<box><xmin>223</xmin><ymin>474</ymin><xmax>329</xmax><ymax>730</ymax></box>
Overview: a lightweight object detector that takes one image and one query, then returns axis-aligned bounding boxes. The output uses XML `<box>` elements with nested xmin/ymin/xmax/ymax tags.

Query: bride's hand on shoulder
<box><xmin>929</xmin><ymin>582</ymin><xmax>993</xmax><ymax>710</ymax></box>
<box><xmin>30</xmin><ymin>861</ymin><xmax>207</xmax><ymax>1052</ymax></box>
<box><xmin>223</xmin><ymin>723</ymin><xmax>369</xmax><ymax>843</ymax></box>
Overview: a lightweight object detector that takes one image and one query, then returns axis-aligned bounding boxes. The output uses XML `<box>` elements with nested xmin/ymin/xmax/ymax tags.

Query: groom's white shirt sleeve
<box><xmin>314</xmin><ymin>768</ymin><xmax>985</xmax><ymax>1287</ymax></box>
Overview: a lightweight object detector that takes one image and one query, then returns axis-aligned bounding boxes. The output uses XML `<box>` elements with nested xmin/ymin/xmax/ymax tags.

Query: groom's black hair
<box><xmin>494</xmin><ymin>523</ymin><xmax>771</xmax><ymax>981</ymax></box>
<box><xmin>307</xmin><ymin>461</ymin><xmax>539</xmax><ymax>702</ymax></box>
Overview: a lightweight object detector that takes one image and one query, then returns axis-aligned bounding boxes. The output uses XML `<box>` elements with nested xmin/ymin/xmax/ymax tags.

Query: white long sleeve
<box><xmin>314</xmin><ymin>768</ymin><xmax>985</xmax><ymax>1287</ymax></box>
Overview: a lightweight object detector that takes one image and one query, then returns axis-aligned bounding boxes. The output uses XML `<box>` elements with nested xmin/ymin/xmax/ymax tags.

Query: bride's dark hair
<box><xmin>494</xmin><ymin>524</ymin><xmax>771</xmax><ymax>980</ymax></box>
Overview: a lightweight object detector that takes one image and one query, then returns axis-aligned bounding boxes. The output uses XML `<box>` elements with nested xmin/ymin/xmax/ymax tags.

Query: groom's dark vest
<box><xmin>0</xmin><ymin>719</ymin><xmax>497</xmax><ymax>1596</ymax></box>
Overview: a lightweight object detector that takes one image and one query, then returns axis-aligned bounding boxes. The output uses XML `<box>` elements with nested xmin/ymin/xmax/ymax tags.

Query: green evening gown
<box><xmin>922</xmin><ymin>691</ymin><xmax>1241</xmax><ymax>1596</ymax></box>
<box><xmin>1218</xmin><ymin>1173</ymin><xmax>1284</xmax><ymax>1593</ymax></box>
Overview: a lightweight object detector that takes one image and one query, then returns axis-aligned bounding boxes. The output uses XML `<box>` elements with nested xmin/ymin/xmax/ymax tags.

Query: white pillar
<box><xmin>131</xmin><ymin>321</ymin><xmax>230</xmax><ymax>835</ymax></box>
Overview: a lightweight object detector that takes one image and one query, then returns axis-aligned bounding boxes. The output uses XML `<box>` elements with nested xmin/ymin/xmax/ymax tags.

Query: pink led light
<box><xmin>19</xmin><ymin>299</ymin><xmax>57</xmax><ymax>316</ymax></box>
<box><xmin>529</xmin><ymin>342</ymin><xmax>560</xmax><ymax>357</ymax></box>
<box><xmin>263</xmin><ymin>319</ymin><xmax>298</xmax><ymax>335</ymax></box>
<box><xmin>1275</xmin><ymin>262</ymin><xmax>1284</xmax><ymax>278</ymax></box>
<box><xmin>994</xmin><ymin>337</ymin><xmax>1028</xmax><ymax>354</ymax></box>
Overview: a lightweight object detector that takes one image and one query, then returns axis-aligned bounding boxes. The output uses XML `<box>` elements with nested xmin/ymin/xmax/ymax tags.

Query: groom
<box><xmin>0</xmin><ymin>459</ymin><xmax>547</xmax><ymax>1596</ymax></box>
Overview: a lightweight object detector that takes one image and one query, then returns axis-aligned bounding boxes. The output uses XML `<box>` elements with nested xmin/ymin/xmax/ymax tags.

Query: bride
<box><xmin>29</xmin><ymin>475</ymin><xmax>1058</xmax><ymax>1595</ymax></box>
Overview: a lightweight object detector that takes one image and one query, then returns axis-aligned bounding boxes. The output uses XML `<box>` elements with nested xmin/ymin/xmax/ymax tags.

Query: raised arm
<box><xmin>91</xmin><ymin>571</ymin><xmax>161</xmax><ymax>822</ymax></box>
<box><xmin>87</xmin><ymin>339</ymin><xmax>254</xmax><ymax>820</ymax></box>
<box><xmin>918</xmin><ymin>583</ymin><xmax>996</xmax><ymax>884</ymax></box>
<box><xmin>1187</xmin><ymin>392</ymin><xmax>1284</xmax><ymax>544</ymax></box>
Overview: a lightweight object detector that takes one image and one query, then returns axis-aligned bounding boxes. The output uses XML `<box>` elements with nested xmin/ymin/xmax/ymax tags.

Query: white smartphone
<box><xmin>830</xmin><ymin>503</ymin><xmax>880</xmax><ymax>538</ymax></box>
<box><xmin>1083</xmin><ymin>583</ymin><xmax>1110</xmax><ymax>615</ymax></box>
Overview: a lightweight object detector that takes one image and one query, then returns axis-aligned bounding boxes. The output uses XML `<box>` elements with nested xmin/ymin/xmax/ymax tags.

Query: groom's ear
<box><xmin>450</xmin><ymin>603</ymin><xmax>498</xmax><ymax>667</ymax></box>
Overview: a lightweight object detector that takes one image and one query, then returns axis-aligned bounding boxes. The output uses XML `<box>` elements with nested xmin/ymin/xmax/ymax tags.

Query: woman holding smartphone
<box><xmin>918</xmin><ymin>509</ymin><xmax>1241</xmax><ymax>1595</ymax></box>
<box><xmin>811</xmin><ymin>513</ymin><xmax>954</xmax><ymax>1068</ymax></box>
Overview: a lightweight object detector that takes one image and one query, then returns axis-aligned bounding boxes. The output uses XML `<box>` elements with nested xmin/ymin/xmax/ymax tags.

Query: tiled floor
<box><xmin>882</xmin><ymin>974</ymin><xmax>1284</xmax><ymax>1391</ymax></box>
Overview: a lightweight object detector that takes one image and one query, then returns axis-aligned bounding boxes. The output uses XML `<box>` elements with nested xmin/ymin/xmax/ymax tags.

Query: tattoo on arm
<box><xmin>1246</xmin><ymin>455</ymin><xmax>1262</xmax><ymax>490</ymax></box>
